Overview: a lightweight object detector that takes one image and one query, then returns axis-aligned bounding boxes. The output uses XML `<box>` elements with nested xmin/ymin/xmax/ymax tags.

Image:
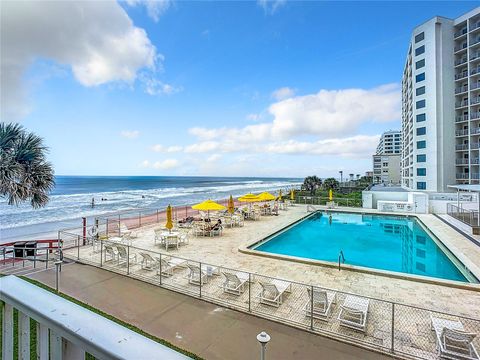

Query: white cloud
<box><xmin>139</xmin><ymin>160</ymin><xmax>151</xmax><ymax>168</ymax></box>
<box><xmin>1</xmin><ymin>1</ymin><xmax>160</xmax><ymax>120</ymax></box>
<box><xmin>141</xmin><ymin>75</ymin><xmax>182</xmax><ymax>95</ymax></box>
<box><xmin>257</xmin><ymin>0</ymin><xmax>286</xmax><ymax>14</ymax></box>
<box><xmin>271</xmin><ymin>87</ymin><xmax>295</xmax><ymax>101</ymax></box>
<box><xmin>246</xmin><ymin>113</ymin><xmax>261</xmax><ymax>121</ymax></box>
<box><xmin>126</xmin><ymin>0</ymin><xmax>172</xmax><ymax>22</ymax></box>
<box><xmin>207</xmin><ymin>154</ymin><xmax>222</xmax><ymax>163</ymax></box>
<box><xmin>151</xmin><ymin>144</ymin><xmax>183</xmax><ymax>152</ymax></box>
<box><xmin>153</xmin><ymin>159</ymin><xmax>180</xmax><ymax>170</ymax></box>
<box><xmin>121</xmin><ymin>130</ymin><xmax>140</xmax><ymax>139</ymax></box>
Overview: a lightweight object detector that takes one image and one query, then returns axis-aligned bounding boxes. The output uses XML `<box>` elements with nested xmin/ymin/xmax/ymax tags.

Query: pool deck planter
<box><xmin>240</xmin><ymin>209</ymin><xmax>480</xmax><ymax>290</ymax></box>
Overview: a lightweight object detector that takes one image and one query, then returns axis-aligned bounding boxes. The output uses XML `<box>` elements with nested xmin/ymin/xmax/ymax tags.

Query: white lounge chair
<box><xmin>187</xmin><ymin>263</ymin><xmax>218</xmax><ymax>285</ymax></box>
<box><xmin>120</xmin><ymin>223</ymin><xmax>137</xmax><ymax>238</ymax></box>
<box><xmin>338</xmin><ymin>295</ymin><xmax>369</xmax><ymax>332</ymax></box>
<box><xmin>304</xmin><ymin>287</ymin><xmax>337</xmax><ymax>320</ymax></box>
<box><xmin>158</xmin><ymin>257</ymin><xmax>186</xmax><ymax>277</ymax></box>
<box><xmin>258</xmin><ymin>279</ymin><xmax>292</xmax><ymax>307</ymax></box>
<box><xmin>221</xmin><ymin>271</ymin><xmax>249</xmax><ymax>295</ymax></box>
<box><xmin>116</xmin><ymin>245</ymin><xmax>136</xmax><ymax>266</ymax></box>
<box><xmin>103</xmin><ymin>244</ymin><xmax>118</xmax><ymax>263</ymax></box>
<box><xmin>431</xmin><ymin>315</ymin><xmax>479</xmax><ymax>360</ymax></box>
<box><xmin>139</xmin><ymin>252</ymin><xmax>159</xmax><ymax>271</ymax></box>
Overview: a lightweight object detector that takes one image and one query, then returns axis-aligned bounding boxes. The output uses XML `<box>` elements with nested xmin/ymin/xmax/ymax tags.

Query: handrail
<box><xmin>0</xmin><ymin>276</ymin><xmax>191</xmax><ymax>360</ymax></box>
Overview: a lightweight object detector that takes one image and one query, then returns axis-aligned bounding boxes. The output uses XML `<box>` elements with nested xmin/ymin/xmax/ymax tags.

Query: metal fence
<box><xmin>60</xmin><ymin>232</ymin><xmax>480</xmax><ymax>360</ymax></box>
<box><xmin>447</xmin><ymin>203</ymin><xmax>480</xmax><ymax>227</ymax></box>
<box><xmin>296</xmin><ymin>196</ymin><xmax>362</xmax><ymax>207</ymax></box>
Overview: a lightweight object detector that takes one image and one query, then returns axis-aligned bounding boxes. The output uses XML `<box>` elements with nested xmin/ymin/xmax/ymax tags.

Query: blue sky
<box><xmin>2</xmin><ymin>1</ymin><xmax>478</xmax><ymax>178</ymax></box>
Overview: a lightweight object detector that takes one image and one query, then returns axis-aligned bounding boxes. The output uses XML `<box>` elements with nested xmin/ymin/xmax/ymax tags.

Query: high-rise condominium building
<box><xmin>373</xmin><ymin>130</ymin><xmax>401</xmax><ymax>184</ymax></box>
<box><xmin>401</xmin><ymin>7</ymin><xmax>480</xmax><ymax>192</ymax></box>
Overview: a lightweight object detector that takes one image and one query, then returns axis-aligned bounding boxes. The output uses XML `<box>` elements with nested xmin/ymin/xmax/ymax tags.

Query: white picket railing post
<box><xmin>2</xmin><ymin>303</ymin><xmax>14</xmax><ymax>360</ymax></box>
<box><xmin>19</xmin><ymin>312</ymin><xmax>30</xmax><ymax>360</ymax></box>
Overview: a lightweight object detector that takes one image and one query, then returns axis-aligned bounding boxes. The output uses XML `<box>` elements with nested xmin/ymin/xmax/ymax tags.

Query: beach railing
<box><xmin>61</xmin><ymin>236</ymin><xmax>480</xmax><ymax>360</ymax></box>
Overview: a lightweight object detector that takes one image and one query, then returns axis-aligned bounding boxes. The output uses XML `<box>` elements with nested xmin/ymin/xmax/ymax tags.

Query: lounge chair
<box><xmin>338</xmin><ymin>295</ymin><xmax>370</xmax><ymax>332</ymax></box>
<box><xmin>158</xmin><ymin>257</ymin><xmax>186</xmax><ymax>277</ymax></box>
<box><xmin>120</xmin><ymin>223</ymin><xmax>137</xmax><ymax>238</ymax></box>
<box><xmin>431</xmin><ymin>315</ymin><xmax>479</xmax><ymax>360</ymax></box>
<box><xmin>116</xmin><ymin>245</ymin><xmax>137</xmax><ymax>266</ymax></box>
<box><xmin>304</xmin><ymin>287</ymin><xmax>337</xmax><ymax>320</ymax></box>
<box><xmin>139</xmin><ymin>252</ymin><xmax>159</xmax><ymax>271</ymax></box>
<box><xmin>187</xmin><ymin>263</ymin><xmax>218</xmax><ymax>285</ymax></box>
<box><xmin>221</xmin><ymin>271</ymin><xmax>249</xmax><ymax>295</ymax></box>
<box><xmin>103</xmin><ymin>244</ymin><xmax>118</xmax><ymax>263</ymax></box>
<box><xmin>258</xmin><ymin>279</ymin><xmax>292</xmax><ymax>307</ymax></box>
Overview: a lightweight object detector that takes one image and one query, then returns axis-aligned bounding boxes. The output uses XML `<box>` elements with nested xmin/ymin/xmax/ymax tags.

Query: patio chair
<box><xmin>115</xmin><ymin>245</ymin><xmax>137</xmax><ymax>267</ymax></box>
<box><xmin>193</xmin><ymin>222</ymin><xmax>207</xmax><ymax>236</ymax></box>
<box><xmin>431</xmin><ymin>315</ymin><xmax>479</xmax><ymax>360</ymax></box>
<box><xmin>163</xmin><ymin>234</ymin><xmax>180</xmax><ymax>251</ymax></box>
<box><xmin>139</xmin><ymin>252</ymin><xmax>159</xmax><ymax>271</ymax></box>
<box><xmin>304</xmin><ymin>287</ymin><xmax>337</xmax><ymax>320</ymax></box>
<box><xmin>338</xmin><ymin>295</ymin><xmax>370</xmax><ymax>332</ymax></box>
<box><xmin>221</xmin><ymin>271</ymin><xmax>249</xmax><ymax>295</ymax></box>
<box><xmin>103</xmin><ymin>244</ymin><xmax>118</xmax><ymax>263</ymax></box>
<box><xmin>186</xmin><ymin>263</ymin><xmax>218</xmax><ymax>285</ymax></box>
<box><xmin>154</xmin><ymin>229</ymin><xmax>165</xmax><ymax>246</ymax></box>
<box><xmin>178</xmin><ymin>231</ymin><xmax>189</xmax><ymax>245</ymax></box>
<box><xmin>258</xmin><ymin>279</ymin><xmax>292</xmax><ymax>307</ymax></box>
<box><xmin>158</xmin><ymin>257</ymin><xmax>187</xmax><ymax>277</ymax></box>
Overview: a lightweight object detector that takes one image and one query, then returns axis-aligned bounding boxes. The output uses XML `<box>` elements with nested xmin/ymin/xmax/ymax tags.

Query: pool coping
<box><xmin>238</xmin><ymin>208</ymin><xmax>480</xmax><ymax>292</ymax></box>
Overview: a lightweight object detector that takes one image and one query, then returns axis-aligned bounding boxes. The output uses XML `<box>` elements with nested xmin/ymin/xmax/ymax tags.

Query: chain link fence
<box><xmin>61</xmin><ymin>234</ymin><xmax>480</xmax><ymax>359</ymax></box>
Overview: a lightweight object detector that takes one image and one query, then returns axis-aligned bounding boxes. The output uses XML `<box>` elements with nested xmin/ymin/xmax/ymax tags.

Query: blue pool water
<box><xmin>253</xmin><ymin>212</ymin><xmax>475</xmax><ymax>283</ymax></box>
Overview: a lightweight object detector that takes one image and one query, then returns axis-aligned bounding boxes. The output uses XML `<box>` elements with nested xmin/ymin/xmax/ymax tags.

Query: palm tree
<box><xmin>323</xmin><ymin>178</ymin><xmax>339</xmax><ymax>191</ymax></box>
<box><xmin>0</xmin><ymin>123</ymin><xmax>55</xmax><ymax>208</ymax></box>
<box><xmin>302</xmin><ymin>175</ymin><xmax>322</xmax><ymax>195</ymax></box>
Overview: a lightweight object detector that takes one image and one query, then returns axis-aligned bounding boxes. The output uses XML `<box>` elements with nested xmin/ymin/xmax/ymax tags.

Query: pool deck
<box><xmin>66</xmin><ymin>204</ymin><xmax>480</xmax><ymax>318</ymax></box>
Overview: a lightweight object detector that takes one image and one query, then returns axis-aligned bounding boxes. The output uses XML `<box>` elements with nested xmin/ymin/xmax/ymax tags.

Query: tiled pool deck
<box><xmin>62</xmin><ymin>204</ymin><xmax>480</xmax><ymax>358</ymax></box>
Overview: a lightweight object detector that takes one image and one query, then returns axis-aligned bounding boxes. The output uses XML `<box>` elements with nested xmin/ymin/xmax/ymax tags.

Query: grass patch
<box><xmin>0</xmin><ymin>276</ymin><xmax>202</xmax><ymax>359</ymax></box>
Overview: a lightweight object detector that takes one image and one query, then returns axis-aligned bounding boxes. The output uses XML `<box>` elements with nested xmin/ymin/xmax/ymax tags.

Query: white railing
<box><xmin>0</xmin><ymin>276</ymin><xmax>191</xmax><ymax>360</ymax></box>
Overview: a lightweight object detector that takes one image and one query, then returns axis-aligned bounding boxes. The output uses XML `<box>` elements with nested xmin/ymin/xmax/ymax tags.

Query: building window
<box><xmin>415</xmin><ymin>45</ymin><xmax>425</xmax><ymax>56</ymax></box>
<box><xmin>416</xmin><ymin>113</ymin><xmax>426</xmax><ymax>122</ymax></box>
<box><xmin>415</xmin><ymin>32</ymin><xmax>425</xmax><ymax>43</ymax></box>
<box><xmin>416</xmin><ymin>100</ymin><xmax>426</xmax><ymax>109</ymax></box>
<box><xmin>417</xmin><ymin>154</ymin><xmax>426</xmax><ymax>162</ymax></box>
<box><xmin>417</xmin><ymin>140</ymin><xmax>426</xmax><ymax>149</ymax></box>
<box><xmin>416</xmin><ymin>73</ymin><xmax>425</xmax><ymax>82</ymax></box>
<box><xmin>417</xmin><ymin>168</ymin><xmax>426</xmax><ymax>176</ymax></box>
<box><xmin>416</xmin><ymin>86</ymin><xmax>425</xmax><ymax>96</ymax></box>
<box><xmin>417</xmin><ymin>181</ymin><xmax>426</xmax><ymax>190</ymax></box>
<box><xmin>416</xmin><ymin>59</ymin><xmax>425</xmax><ymax>69</ymax></box>
<box><xmin>416</xmin><ymin>127</ymin><xmax>426</xmax><ymax>135</ymax></box>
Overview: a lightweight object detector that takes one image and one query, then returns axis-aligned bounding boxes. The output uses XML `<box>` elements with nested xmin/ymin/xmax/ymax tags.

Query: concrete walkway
<box><xmin>26</xmin><ymin>263</ymin><xmax>392</xmax><ymax>360</ymax></box>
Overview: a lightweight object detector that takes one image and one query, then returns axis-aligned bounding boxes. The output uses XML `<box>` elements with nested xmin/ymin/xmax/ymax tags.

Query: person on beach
<box><xmin>91</xmin><ymin>197</ymin><xmax>95</xmax><ymax>208</ymax></box>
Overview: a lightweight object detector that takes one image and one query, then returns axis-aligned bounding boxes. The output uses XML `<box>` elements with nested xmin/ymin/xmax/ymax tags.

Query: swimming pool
<box><xmin>251</xmin><ymin>211</ymin><xmax>477</xmax><ymax>283</ymax></box>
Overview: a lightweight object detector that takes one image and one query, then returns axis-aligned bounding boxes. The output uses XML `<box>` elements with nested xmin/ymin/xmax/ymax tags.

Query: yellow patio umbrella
<box><xmin>192</xmin><ymin>199</ymin><xmax>226</xmax><ymax>211</ymax></box>
<box><xmin>329</xmin><ymin>189</ymin><xmax>333</xmax><ymax>201</ymax></box>
<box><xmin>277</xmin><ymin>189</ymin><xmax>283</xmax><ymax>201</ymax></box>
<box><xmin>238</xmin><ymin>193</ymin><xmax>261</xmax><ymax>202</ymax></box>
<box><xmin>228</xmin><ymin>195</ymin><xmax>235</xmax><ymax>214</ymax></box>
<box><xmin>257</xmin><ymin>192</ymin><xmax>275</xmax><ymax>201</ymax></box>
<box><xmin>165</xmin><ymin>204</ymin><xmax>173</xmax><ymax>231</ymax></box>
<box><xmin>290</xmin><ymin>189</ymin><xmax>295</xmax><ymax>201</ymax></box>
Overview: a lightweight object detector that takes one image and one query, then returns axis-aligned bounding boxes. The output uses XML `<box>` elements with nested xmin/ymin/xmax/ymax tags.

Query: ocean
<box><xmin>0</xmin><ymin>176</ymin><xmax>301</xmax><ymax>243</ymax></box>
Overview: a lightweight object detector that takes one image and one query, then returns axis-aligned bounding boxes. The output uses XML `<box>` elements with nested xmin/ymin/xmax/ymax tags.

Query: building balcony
<box><xmin>471</xmin><ymin>66</ymin><xmax>480</xmax><ymax>76</ymax></box>
<box><xmin>471</xmin><ymin>21</ymin><xmax>480</xmax><ymax>33</ymax></box>
<box><xmin>456</xmin><ymin>114</ymin><xmax>469</xmax><ymax>122</ymax></box>
<box><xmin>456</xmin><ymin>99</ymin><xmax>469</xmax><ymax>108</ymax></box>
<box><xmin>455</xmin><ymin>57</ymin><xmax>468</xmax><ymax>66</ymax></box>
<box><xmin>456</xmin><ymin>158</ymin><xmax>469</xmax><ymax>165</ymax></box>
<box><xmin>473</xmin><ymin>173</ymin><xmax>480</xmax><ymax>179</ymax></box>
<box><xmin>471</xmin><ymin>37</ymin><xmax>480</xmax><ymax>47</ymax></box>
<box><xmin>456</xmin><ymin>144</ymin><xmax>469</xmax><ymax>150</ymax></box>
<box><xmin>455</xmin><ymin>85</ymin><xmax>469</xmax><ymax>94</ymax></box>
<box><xmin>454</xmin><ymin>43</ymin><xmax>468</xmax><ymax>53</ymax></box>
<box><xmin>455</xmin><ymin>71</ymin><xmax>469</xmax><ymax>80</ymax></box>
<box><xmin>473</xmin><ymin>158</ymin><xmax>480</xmax><ymax>164</ymax></box>
<box><xmin>471</xmin><ymin>82</ymin><xmax>480</xmax><ymax>91</ymax></box>
<box><xmin>471</xmin><ymin>97</ymin><xmax>480</xmax><ymax>105</ymax></box>
<box><xmin>456</xmin><ymin>129</ymin><xmax>469</xmax><ymax>136</ymax></box>
<box><xmin>472</xmin><ymin>128</ymin><xmax>480</xmax><ymax>135</ymax></box>
<box><xmin>471</xmin><ymin>112</ymin><xmax>480</xmax><ymax>120</ymax></box>
<box><xmin>454</xmin><ymin>27</ymin><xmax>468</xmax><ymax>38</ymax></box>
<box><xmin>456</xmin><ymin>173</ymin><xmax>469</xmax><ymax>179</ymax></box>
<box><xmin>471</xmin><ymin>51</ymin><xmax>480</xmax><ymax>61</ymax></box>
<box><xmin>471</xmin><ymin>142</ymin><xmax>480</xmax><ymax>149</ymax></box>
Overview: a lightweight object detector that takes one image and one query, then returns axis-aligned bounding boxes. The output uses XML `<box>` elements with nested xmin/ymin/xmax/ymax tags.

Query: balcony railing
<box><xmin>471</xmin><ymin>51</ymin><xmax>480</xmax><ymax>61</ymax></box>
<box><xmin>471</xmin><ymin>97</ymin><xmax>480</xmax><ymax>105</ymax></box>
<box><xmin>455</xmin><ymin>71</ymin><xmax>469</xmax><ymax>80</ymax></box>
<box><xmin>472</xmin><ymin>128</ymin><xmax>480</xmax><ymax>135</ymax></box>
<box><xmin>456</xmin><ymin>114</ymin><xmax>469</xmax><ymax>122</ymax></box>
<box><xmin>456</xmin><ymin>129</ymin><xmax>469</xmax><ymax>136</ymax></box>
<box><xmin>455</xmin><ymin>158</ymin><xmax>469</xmax><ymax>165</ymax></box>
<box><xmin>454</xmin><ymin>43</ymin><xmax>468</xmax><ymax>52</ymax></box>
<box><xmin>471</xmin><ymin>66</ymin><xmax>480</xmax><ymax>76</ymax></box>
<box><xmin>456</xmin><ymin>144</ymin><xmax>469</xmax><ymax>150</ymax></box>
<box><xmin>471</xmin><ymin>21</ymin><xmax>480</xmax><ymax>32</ymax></box>
<box><xmin>471</xmin><ymin>142</ymin><xmax>480</xmax><ymax>149</ymax></box>
<box><xmin>455</xmin><ymin>85</ymin><xmax>469</xmax><ymax>94</ymax></box>
<box><xmin>471</xmin><ymin>37</ymin><xmax>480</xmax><ymax>47</ymax></box>
<box><xmin>471</xmin><ymin>112</ymin><xmax>480</xmax><ymax>120</ymax></box>
<box><xmin>454</xmin><ymin>27</ymin><xmax>467</xmax><ymax>38</ymax></box>
<box><xmin>456</xmin><ymin>99</ymin><xmax>469</xmax><ymax>107</ymax></box>
<box><xmin>455</xmin><ymin>57</ymin><xmax>468</xmax><ymax>66</ymax></box>
<box><xmin>456</xmin><ymin>173</ymin><xmax>469</xmax><ymax>179</ymax></box>
<box><xmin>0</xmin><ymin>276</ymin><xmax>189</xmax><ymax>360</ymax></box>
<box><xmin>471</xmin><ymin>83</ymin><xmax>480</xmax><ymax>91</ymax></box>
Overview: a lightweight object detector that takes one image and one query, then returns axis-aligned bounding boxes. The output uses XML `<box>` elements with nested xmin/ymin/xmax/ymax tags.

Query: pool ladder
<box><xmin>338</xmin><ymin>250</ymin><xmax>345</xmax><ymax>271</ymax></box>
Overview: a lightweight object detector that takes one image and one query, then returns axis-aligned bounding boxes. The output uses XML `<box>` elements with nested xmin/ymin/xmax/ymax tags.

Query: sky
<box><xmin>1</xmin><ymin>1</ymin><xmax>478</xmax><ymax>178</ymax></box>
